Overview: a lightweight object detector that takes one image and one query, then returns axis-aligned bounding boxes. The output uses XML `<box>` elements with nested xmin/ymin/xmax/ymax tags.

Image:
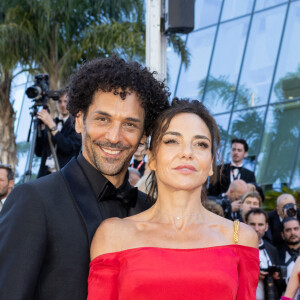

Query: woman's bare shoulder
<box><xmin>206</xmin><ymin>212</ymin><xmax>258</xmax><ymax>248</ymax></box>
<box><xmin>237</xmin><ymin>222</ymin><xmax>259</xmax><ymax>248</ymax></box>
<box><xmin>90</xmin><ymin>217</ymin><xmax>135</xmax><ymax>260</ymax></box>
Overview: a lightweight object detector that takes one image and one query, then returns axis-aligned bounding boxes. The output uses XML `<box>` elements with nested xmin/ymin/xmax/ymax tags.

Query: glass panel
<box><xmin>222</xmin><ymin>108</ymin><xmax>265</xmax><ymax>171</ymax></box>
<box><xmin>234</xmin><ymin>6</ymin><xmax>286</xmax><ymax>110</ymax></box>
<box><xmin>194</xmin><ymin>0</ymin><xmax>222</xmax><ymax>29</ymax></box>
<box><xmin>175</xmin><ymin>27</ymin><xmax>216</xmax><ymax>99</ymax></box>
<box><xmin>290</xmin><ymin>142</ymin><xmax>300</xmax><ymax>189</ymax></box>
<box><xmin>255</xmin><ymin>0</ymin><xmax>287</xmax><ymax>11</ymax></box>
<box><xmin>221</xmin><ymin>0</ymin><xmax>254</xmax><ymax>21</ymax></box>
<box><xmin>256</xmin><ymin>101</ymin><xmax>300</xmax><ymax>187</ymax></box>
<box><xmin>202</xmin><ymin>17</ymin><xmax>250</xmax><ymax>114</ymax></box>
<box><xmin>213</xmin><ymin>113</ymin><xmax>230</xmax><ymax>154</ymax></box>
<box><xmin>271</xmin><ymin>1</ymin><xmax>300</xmax><ymax>103</ymax></box>
<box><xmin>167</xmin><ymin>42</ymin><xmax>183</xmax><ymax>97</ymax></box>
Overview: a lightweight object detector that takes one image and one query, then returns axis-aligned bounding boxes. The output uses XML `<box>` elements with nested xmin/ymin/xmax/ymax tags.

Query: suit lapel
<box><xmin>61</xmin><ymin>116</ymin><xmax>71</xmax><ymax>133</ymax></box>
<box><xmin>61</xmin><ymin>158</ymin><xmax>103</xmax><ymax>245</ymax></box>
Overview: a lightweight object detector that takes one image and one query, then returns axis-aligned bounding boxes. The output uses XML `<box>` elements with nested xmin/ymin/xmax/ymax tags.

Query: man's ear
<box><xmin>281</xmin><ymin>232</ymin><xmax>285</xmax><ymax>240</ymax></box>
<box><xmin>147</xmin><ymin>150</ymin><xmax>156</xmax><ymax>171</ymax></box>
<box><xmin>8</xmin><ymin>180</ymin><xmax>14</xmax><ymax>189</ymax></box>
<box><xmin>75</xmin><ymin>112</ymin><xmax>83</xmax><ymax>134</ymax></box>
<box><xmin>140</xmin><ymin>134</ymin><xmax>147</xmax><ymax>145</ymax></box>
<box><xmin>265</xmin><ymin>223</ymin><xmax>269</xmax><ymax>233</ymax></box>
<box><xmin>244</xmin><ymin>151</ymin><xmax>248</xmax><ymax>158</ymax></box>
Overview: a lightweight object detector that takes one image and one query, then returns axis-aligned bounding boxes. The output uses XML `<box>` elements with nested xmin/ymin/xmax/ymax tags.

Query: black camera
<box><xmin>282</xmin><ymin>203</ymin><xmax>297</xmax><ymax>218</ymax></box>
<box><xmin>261</xmin><ymin>265</ymin><xmax>287</xmax><ymax>278</ymax></box>
<box><xmin>25</xmin><ymin>74</ymin><xmax>60</xmax><ymax>106</ymax></box>
<box><xmin>215</xmin><ymin>198</ymin><xmax>232</xmax><ymax>219</ymax></box>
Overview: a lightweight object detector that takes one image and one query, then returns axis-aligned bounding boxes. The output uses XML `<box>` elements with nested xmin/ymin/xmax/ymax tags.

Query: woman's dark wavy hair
<box><xmin>146</xmin><ymin>98</ymin><xmax>222</xmax><ymax>202</ymax></box>
<box><xmin>67</xmin><ymin>55</ymin><xmax>170</xmax><ymax>136</ymax></box>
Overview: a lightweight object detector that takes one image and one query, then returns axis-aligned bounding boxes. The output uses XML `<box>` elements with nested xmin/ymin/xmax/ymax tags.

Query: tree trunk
<box><xmin>0</xmin><ymin>70</ymin><xmax>17</xmax><ymax>169</ymax></box>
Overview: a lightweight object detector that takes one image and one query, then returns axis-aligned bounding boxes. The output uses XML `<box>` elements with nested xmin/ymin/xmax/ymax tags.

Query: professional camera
<box><xmin>282</xmin><ymin>203</ymin><xmax>297</xmax><ymax>217</ymax></box>
<box><xmin>260</xmin><ymin>265</ymin><xmax>287</xmax><ymax>278</ymax></box>
<box><xmin>260</xmin><ymin>265</ymin><xmax>287</xmax><ymax>300</ymax></box>
<box><xmin>215</xmin><ymin>197</ymin><xmax>232</xmax><ymax>219</ymax></box>
<box><xmin>25</xmin><ymin>74</ymin><xmax>60</xmax><ymax>106</ymax></box>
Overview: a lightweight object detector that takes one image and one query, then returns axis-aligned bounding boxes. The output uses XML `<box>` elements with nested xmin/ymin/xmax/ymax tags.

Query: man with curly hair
<box><xmin>0</xmin><ymin>55</ymin><xmax>170</xmax><ymax>299</ymax></box>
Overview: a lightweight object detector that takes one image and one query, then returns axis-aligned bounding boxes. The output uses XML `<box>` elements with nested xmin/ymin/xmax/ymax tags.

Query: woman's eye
<box><xmin>196</xmin><ymin>141</ymin><xmax>209</xmax><ymax>148</ymax></box>
<box><xmin>163</xmin><ymin>139</ymin><xmax>178</xmax><ymax>144</ymax></box>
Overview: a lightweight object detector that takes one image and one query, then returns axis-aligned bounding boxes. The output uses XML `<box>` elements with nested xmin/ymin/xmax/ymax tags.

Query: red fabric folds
<box><xmin>88</xmin><ymin>245</ymin><xmax>259</xmax><ymax>300</ymax></box>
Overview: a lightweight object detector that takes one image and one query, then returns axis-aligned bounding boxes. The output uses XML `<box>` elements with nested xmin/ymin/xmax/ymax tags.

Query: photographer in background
<box><xmin>279</xmin><ymin>218</ymin><xmax>300</xmax><ymax>284</ymax></box>
<box><xmin>268</xmin><ymin>194</ymin><xmax>300</xmax><ymax>251</ymax></box>
<box><xmin>246</xmin><ymin>208</ymin><xmax>286</xmax><ymax>300</ymax></box>
<box><xmin>35</xmin><ymin>87</ymin><xmax>81</xmax><ymax>178</ymax></box>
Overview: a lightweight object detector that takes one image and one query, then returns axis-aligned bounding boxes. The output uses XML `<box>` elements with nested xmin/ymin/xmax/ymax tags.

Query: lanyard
<box><xmin>131</xmin><ymin>160</ymin><xmax>144</xmax><ymax>171</ymax></box>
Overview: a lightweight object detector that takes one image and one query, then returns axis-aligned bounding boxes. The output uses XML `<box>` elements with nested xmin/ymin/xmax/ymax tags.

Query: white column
<box><xmin>146</xmin><ymin>0</ymin><xmax>167</xmax><ymax>81</ymax></box>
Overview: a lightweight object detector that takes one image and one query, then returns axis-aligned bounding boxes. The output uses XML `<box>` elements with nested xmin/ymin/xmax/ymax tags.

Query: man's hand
<box><xmin>231</xmin><ymin>200</ymin><xmax>242</xmax><ymax>212</ymax></box>
<box><xmin>37</xmin><ymin>109</ymin><xmax>56</xmax><ymax>129</ymax></box>
<box><xmin>259</xmin><ymin>270</ymin><xmax>268</xmax><ymax>280</ymax></box>
<box><xmin>272</xmin><ymin>271</ymin><xmax>280</xmax><ymax>280</ymax></box>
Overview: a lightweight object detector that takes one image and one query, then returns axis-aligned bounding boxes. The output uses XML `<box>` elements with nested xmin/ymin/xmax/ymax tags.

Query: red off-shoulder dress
<box><xmin>87</xmin><ymin>245</ymin><xmax>259</xmax><ymax>300</ymax></box>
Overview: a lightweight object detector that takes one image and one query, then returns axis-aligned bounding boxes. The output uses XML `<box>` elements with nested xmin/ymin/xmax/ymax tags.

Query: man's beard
<box><xmin>84</xmin><ymin>131</ymin><xmax>136</xmax><ymax>177</ymax></box>
<box><xmin>92</xmin><ymin>140</ymin><xmax>132</xmax><ymax>176</ymax></box>
<box><xmin>61</xmin><ymin>112</ymin><xmax>69</xmax><ymax>117</ymax></box>
<box><xmin>0</xmin><ymin>188</ymin><xmax>8</xmax><ymax>198</ymax></box>
<box><xmin>287</xmin><ymin>237</ymin><xmax>300</xmax><ymax>246</ymax></box>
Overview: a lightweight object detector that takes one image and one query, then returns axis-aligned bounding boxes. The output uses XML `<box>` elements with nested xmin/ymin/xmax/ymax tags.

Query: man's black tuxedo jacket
<box><xmin>0</xmin><ymin>158</ymin><xmax>149</xmax><ymax>299</ymax></box>
<box><xmin>207</xmin><ymin>163</ymin><xmax>256</xmax><ymax>196</ymax></box>
<box><xmin>267</xmin><ymin>208</ymin><xmax>300</xmax><ymax>250</ymax></box>
<box><xmin>35</xmin><ymin>116</ymin><xmax>81</xmax><ymax>178</ymax></box>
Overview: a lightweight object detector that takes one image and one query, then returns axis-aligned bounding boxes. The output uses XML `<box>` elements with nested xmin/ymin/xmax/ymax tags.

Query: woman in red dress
<box><xmin>88</xmin><ymin>99</ymin><xmax>259</xmax><ymax>300</ymax></box>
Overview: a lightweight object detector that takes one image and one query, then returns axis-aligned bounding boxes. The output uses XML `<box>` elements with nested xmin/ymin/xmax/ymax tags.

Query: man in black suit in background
<box><xmin>0</xmin><ymin>56</ymin><xmax>170</xmax><ymax>300</ymax></box>
<box><xmin>208</xmin><ymin>138</ymin><xmax>256</xmax><ymax>196</ymax></box>
<box><xmin>267</xmin><ymin>193</ymin><xmax>300</xmax><ymax>250</ymax></box>
<box><xmin>34</xmin><ymin>87</ymin><xmax>82</xmax><ymax>177</ymax></box>
<box><xmin>246</xmin><ymin>208</ymin><xmax>285</xmax><ymax>300</ymax></box>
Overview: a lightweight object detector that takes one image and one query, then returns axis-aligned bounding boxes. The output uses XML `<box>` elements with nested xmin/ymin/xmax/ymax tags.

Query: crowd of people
<box><xmin>0</xmin><ymin>55</ymin><xmax>299</xmax><ymax>300</ymax></box>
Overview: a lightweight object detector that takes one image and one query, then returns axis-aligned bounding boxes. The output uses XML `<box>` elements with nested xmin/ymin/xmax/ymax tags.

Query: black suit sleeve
<box><xmin>249</xmin><ymin>171</ymin><xmax>256</xmax><ymax>183</ymax></box>
<box><xmin>0</xmin><ymin>184</ymin><xmax>47</xmax><ymax>299</ymax></box>
<box><xmin>207</xmin><ymin>166</ymin><xmax>222</xmax><ymax>196</ymax></box>
<box><xmin>52</xmin><ymin>129</ymin><xmax>81</xmax><ymax>155</ymax></box>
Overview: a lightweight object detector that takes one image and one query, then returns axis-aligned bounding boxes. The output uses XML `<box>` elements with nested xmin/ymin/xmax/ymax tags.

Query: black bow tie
<box><xmin>287</xmin><ymin>247</ymin><xmax>300</xmax><ymax>259</ymax></box>
<box><xmin>259</xmin><ymin>244</ymin><xmax>265</xmax><ymax>250</ymax></box>
<box><xmin>100</xmin><ymin>184</ymin><xmax>138</xmax><ymax>209</ymax></box>
<box><xmin>232</xmin><ymin>166</ymin><xmax>242</xmax><ymax>171</ymax></box>
<box><xmin>57</xmin><ymin>119</ymin><xmax>64</xmax><ymax>125</ymax></box>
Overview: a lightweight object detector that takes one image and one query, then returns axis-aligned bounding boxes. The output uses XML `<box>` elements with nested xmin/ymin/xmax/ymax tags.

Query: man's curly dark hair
<box><xmin>68</xmin><ymin>55</ymin><xmax>170</xmax><ymax>136</ymax></box>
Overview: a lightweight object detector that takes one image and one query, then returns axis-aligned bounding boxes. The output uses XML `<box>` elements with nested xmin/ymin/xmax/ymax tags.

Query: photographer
<box><xmin>35</xmin><ymin>87</ymin><xmax>81</xmax><ymax>178</ymax></box>
<box><xmin>268</xmin><ymin>194</ymin><xmax>300</xmax><ymax>251</ymax></box>
<box><xmin>246</xmin><ymin>208</ymin><xmax>286</xmax><ymax>300</ymax></box>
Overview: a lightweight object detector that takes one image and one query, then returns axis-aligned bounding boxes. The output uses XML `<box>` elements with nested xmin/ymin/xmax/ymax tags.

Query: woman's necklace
<box><xmin>157</xmin><ymin>210</ymin><xmax>200</xmax><ymax>219</ymax></box>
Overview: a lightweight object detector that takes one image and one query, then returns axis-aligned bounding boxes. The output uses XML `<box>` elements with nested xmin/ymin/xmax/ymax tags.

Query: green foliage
<box><xmin>263</xmin><ymin>186</ymin><xmax>300</xmax><ymax>212</ymax></box>
<box><xmin>0</xmin><ymin>0</ymin><xmax>190</xmax><ymax>88</ymax></box>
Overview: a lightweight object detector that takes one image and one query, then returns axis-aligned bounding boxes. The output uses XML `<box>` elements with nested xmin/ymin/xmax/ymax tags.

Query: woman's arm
<box><xmin>88</xmin><ymin>218</ymin><xmax>125</xmax><ymax>300</ymax></box>
<box><xmin>284</xmin><ymin>257</ymin><xmax>300</xmax><ymax>298</ymax></box>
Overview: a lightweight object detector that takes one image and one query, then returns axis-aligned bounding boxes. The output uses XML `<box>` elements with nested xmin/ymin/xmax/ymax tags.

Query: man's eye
<box><xmin>124</xmin><ymin>123</ymin><xmax>137</xmax><ymax>128</ymax></box>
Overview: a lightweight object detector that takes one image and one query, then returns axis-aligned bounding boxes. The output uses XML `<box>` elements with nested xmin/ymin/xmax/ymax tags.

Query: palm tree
<box><xmin>0</xmin><ymin>0</ymin><xmax>189</xmax><ymax>168</ymax></box>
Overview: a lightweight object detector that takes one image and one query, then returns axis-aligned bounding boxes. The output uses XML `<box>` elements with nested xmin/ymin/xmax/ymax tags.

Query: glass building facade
<box><xmin>167</xmin><ymin>0</ymin><xmax>300</xmax><ymax>191</ymax></box>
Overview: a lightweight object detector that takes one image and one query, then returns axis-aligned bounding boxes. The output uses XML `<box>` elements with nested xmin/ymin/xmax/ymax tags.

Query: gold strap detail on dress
<box><xmin>233</xmin><ymin>220</ymin><xmax>240</xmax><ymax>244</ymax></box>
